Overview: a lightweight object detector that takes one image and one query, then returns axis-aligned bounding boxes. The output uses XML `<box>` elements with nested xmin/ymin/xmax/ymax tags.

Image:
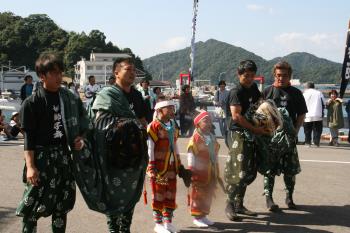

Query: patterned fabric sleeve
<box><xmin>147</xmin><ymin>121</ymin><xmax>159</xmax><ymax>142</ymax></box>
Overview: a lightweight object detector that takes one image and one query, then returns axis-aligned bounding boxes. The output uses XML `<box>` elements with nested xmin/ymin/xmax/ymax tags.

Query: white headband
<box><xmin>154</xmin><ymin>100</ymin><xmax>175</xmax><ymax>110</ymax></box>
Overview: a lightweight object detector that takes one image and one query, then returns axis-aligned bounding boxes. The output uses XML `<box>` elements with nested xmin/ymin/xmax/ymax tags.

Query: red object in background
<box><xmin>254</xmin><ymin>76</ymin><xmax>265</xmax><ymax>84</ymax></box>
<box><xmin>180</xmin><ymin>73</ymin><xmax>191</xmax><ymax>86</ymax></box>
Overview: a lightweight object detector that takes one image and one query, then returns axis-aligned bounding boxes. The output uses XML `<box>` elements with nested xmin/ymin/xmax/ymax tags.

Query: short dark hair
<box><xmin>218</xmin><ymin>80</ymin><xmax>226</xmax><ymax>86</ymax></box>
<box><xmin>273</xmin><ymin>61</ymin><xmax>292</xmax><ymax>77</ymax></box>
<box><xmin>237</xmin><ymin>60</ymin><xmax>257</xmax><ymax>75</ymax></box>
<box><xmin>140</xmin><ymin>78</ymin><xmax>149</xmax><ymax>85</ymax></box>
<box><xmin>88</xmin><ymin>75</ymin><xmax>95</xmax><ymax>82</ymax></box>
<box><xmin>305</xmin><ymin>81</ymin><xmax>315</xmax><ymax>89</ymax></box>
<box><xmin>182</xmin><ymin>84</ymin><xmax>190</xmax><ymax>92</ymax></box>
<box><xmin>112</xmin><ymin>57</ymin><xmax>134</xmax><ymax>73</ymax></box>
<box><xmin>153</xmin><ymin>86</ymin><xmax>161</xmax><ymax>93</ymax></box>
<box><xmin>329</xmin><ymin>89</ymin><xmax>338</xmax><ymax>97</ymax></box>
<box><xmin>35</xmin><ymin>53</ymin><xmax>64</xmax><ymax>77</ymax></box>
<box><xmin>24</xmin><ymin>75</ymin><xmax>33</xmax><ymax>81</ymax></box>
<box><xmin>68</xmin><ymin>82</ymin><xmax>75</xmax><ymax>88</ymax></box>
<box><xmin>109</xmin><ymin>75</ymin><xmax>115</xmax><ymax>81</ymax></box>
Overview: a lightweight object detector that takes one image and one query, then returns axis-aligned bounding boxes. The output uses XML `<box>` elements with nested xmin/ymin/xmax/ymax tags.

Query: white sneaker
<box><xmin>154</xmin><ymin>223</ymin><xmax>170</xmax><ymax>233</ymax></box>
<box><xmin>202</xmin><ymin>217</ymin><xmax>214</xmax><ymax>226</ymax></box>
<box><xmin>164</xmin><ymin>222</ymin><xmax>177</xmax><ymax>233</ymax></box>
<box><xmin>193</xmin><ymin>218</ymin><xmax>209</xmax><ymax>227</ymax></box>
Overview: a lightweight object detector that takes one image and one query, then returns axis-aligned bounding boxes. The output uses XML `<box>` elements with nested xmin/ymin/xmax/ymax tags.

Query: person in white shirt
<box><xmin>84</xmin><ymin>75</ymin><xmax>101</xmax><ymax>101</ymax></box>
<box><xmin>303</xmin><ymin>82</ymin><xmax>325</xmax><ymax>147</ymax></box>
<box><xmin>139</xmin><ymin>79</ymin><xmax>156</xmax><ymax>123</ymax></box>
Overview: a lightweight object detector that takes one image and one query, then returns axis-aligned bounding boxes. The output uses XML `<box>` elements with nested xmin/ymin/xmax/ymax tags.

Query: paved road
<box><xmin>1</xmin><ymin>138</ymin><xmax>350</xmax><ymax>233</ymax></box>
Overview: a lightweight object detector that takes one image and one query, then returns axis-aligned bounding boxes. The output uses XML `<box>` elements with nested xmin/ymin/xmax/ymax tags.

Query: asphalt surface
<box><xmin>0</xmin><ymin>138</ymin><xmax>350</xmax><ymax>233</ymax></box>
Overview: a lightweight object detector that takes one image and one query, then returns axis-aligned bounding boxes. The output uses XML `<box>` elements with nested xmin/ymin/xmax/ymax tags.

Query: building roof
<box><xmin>90</xmin><ymin>52</ymin><xmax>131</xmax><ymax>61</ymax></box>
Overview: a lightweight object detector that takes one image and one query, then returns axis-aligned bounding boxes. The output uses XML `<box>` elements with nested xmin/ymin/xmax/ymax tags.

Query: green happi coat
<box><xmin>16</xmin><ymin>87</ymin><xmax>90</xmax><ymax>221</ymax></box>
<box><xmin>72</xmin><ymin>86</ymin><xmax>147</xmax><ymax>216</ymax></box>
<box><xmin>256</xmin><ymin>108</ymin><xmax>301</xmax><ymax>177</ymax></box>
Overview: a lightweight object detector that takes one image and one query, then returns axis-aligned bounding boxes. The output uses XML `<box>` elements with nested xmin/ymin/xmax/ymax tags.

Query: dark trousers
<box><xmin>107</xmin><ymin>209</ymin><xmax>134</xmax><ymax>233</ymax></box>
<box><xmin>264</xmin><ymin>174</ymin><xmax>296</xmax><ymax>197</ymax></box>
<box><xmin>22</xmin><ymin>213</ymin><xmax>67</xmax><ymax>233</ymax></box>
<box><xmin>179</xmin><ymin>113</ymin><xmax>194</xmax><ymax>137</ymax></box>
<box><xmin>218</xmin><ymin>117</ymin><xmax>227</xmax><ymax>138</ymax></box>
<box><xmin>225</xmin><ymin>131</ymin><xmax>257</xmax><ymax>204</ymax></box>
<box><xmin>303</xmin><ymin>121</ymin><xmax>323</xmax><ymax>145</ymax></box>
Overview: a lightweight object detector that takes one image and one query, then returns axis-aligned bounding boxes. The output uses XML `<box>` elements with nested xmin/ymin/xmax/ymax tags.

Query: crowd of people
<box><xmin>2</xmin><ymin>52</ymin><xmax>349</xmax><ymax>233</ymax></box>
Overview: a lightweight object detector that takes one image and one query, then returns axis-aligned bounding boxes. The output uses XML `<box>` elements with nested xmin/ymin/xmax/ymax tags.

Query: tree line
<box><xmin>0</xmin><ymin>12</ymin><xmax>150</xmax><ymax>78</ymax></box>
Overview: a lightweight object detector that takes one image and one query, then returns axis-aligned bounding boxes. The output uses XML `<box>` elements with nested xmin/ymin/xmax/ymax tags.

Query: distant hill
<box><xmin>143</xmin><ymin>39</ymin><xmax>342</xmax><ymax>85</ymax></box>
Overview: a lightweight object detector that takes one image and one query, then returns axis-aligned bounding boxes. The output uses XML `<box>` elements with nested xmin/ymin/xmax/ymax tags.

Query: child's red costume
<box><xmin>187</xmin><ymin>129</ymin><xmax>220</xmax><ymax>217</ymax></box>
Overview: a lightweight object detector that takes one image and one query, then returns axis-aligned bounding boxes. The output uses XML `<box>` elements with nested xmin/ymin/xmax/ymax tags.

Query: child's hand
<box><xmin>146</xmin><ymin>165</ymin><xmax>157</xmax><ymax>178</ymax></box>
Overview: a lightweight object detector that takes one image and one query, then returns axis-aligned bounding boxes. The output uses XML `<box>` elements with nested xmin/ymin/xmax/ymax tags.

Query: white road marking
<box><xmin>298</xmin><ymin>159</ymin><xmax>350</xmax><ymax>164</ymax></box>
<box><xmin>179</xmin><ymin>153</ymin><xmax>350</xmax><ymax>164</ymax></box>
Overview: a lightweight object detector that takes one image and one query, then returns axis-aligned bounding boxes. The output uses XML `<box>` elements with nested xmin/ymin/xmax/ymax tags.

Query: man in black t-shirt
<box><xmin>224</xmin><ymin>60</ymin><xmax>270</xmax><ymax>221</ymax></box>
<box><xmin>262</xmin><ymin>61</ymin><xmax>307</xmax><ymax>211</ymax></box>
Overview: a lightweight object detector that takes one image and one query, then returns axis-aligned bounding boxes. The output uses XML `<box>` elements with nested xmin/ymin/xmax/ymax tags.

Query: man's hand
<box><xmin>74</xmin><ymin>136</ymin><xmax>84</xmax><ymax>151</ymax></box>
<box><xmin>252</xmin><ymin>126</ymin><xmax>271</xmax><ymax>135</ymax></box>
<box><xmin>27</xmin><ymin>165</ymin><xmax>39</xmax><ymax>186</ymax></box>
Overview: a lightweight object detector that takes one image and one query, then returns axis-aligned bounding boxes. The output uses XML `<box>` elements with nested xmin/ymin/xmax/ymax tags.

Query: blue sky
<box><xmin>1</xmin><ymin>0</ymin><xmax>350</xmax><ymax>63</ymax></box>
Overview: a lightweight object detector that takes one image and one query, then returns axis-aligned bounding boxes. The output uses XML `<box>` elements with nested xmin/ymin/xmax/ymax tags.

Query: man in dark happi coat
<box><xmin>16</xmin><ymin>53</ymin><xmax>90</xmax><ymax>233</ymax></box>
<box><xmin>72</xmin><ymin>56</ymin><xmax>148</xmax><ymax>233</ymax></box>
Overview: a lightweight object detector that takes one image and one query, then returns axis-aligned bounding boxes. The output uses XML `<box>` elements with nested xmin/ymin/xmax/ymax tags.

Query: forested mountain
<box><xmin>0</xmin><ymin>12</ymin><xmax>147</xmax><ymax>77</ymax></box>
<box><xmin>143</xmin><ymin>39</ymin><xmax>342</xmax><ymax>84</ymax></box>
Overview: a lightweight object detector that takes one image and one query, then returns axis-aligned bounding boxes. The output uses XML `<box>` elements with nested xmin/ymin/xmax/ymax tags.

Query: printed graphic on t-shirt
<box><xmin>129</xmin><ymin>102</ymin><xmax>136</xmax><ymax>115</ymax></box>
<box><xmin>52</xmin><ymin>105</ymin><xmax>64</xmax><ymax>139</ymax></box>
<box><xmin>280</xmin><ymin>95</ymin><xmax>288</xmax><ymax>107</ymax></box>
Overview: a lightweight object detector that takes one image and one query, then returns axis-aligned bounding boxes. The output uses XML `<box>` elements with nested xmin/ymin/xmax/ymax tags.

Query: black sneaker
<box><xmin>285</xmin><ymin>195</ymin><xmax>297</xmax><ymax>209</ymax></box>
<box><xmin>236</xmin><ymin>205</ymin><xmax>258</xmax><ymax>216</ymax></box>
<box><xmin>266</xmin><ymin>196</ymin><xmax>279</xmax><ymax>212</ymax></box>
<box><xmin>225</xmin><ymin>202</ymin><xmax>241</xmax><ymax>221</ymax></box>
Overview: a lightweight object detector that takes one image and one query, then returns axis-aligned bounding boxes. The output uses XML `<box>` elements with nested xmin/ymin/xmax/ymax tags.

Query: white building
<box><xmin>290</xmin><ymin>79</ymin><xmax>301</xmax><ymax>86</ymax></box>
<box><xmin>75</xmin><ymin>52</ymin><xmax>145</xmax><ymax>87</ymax></box>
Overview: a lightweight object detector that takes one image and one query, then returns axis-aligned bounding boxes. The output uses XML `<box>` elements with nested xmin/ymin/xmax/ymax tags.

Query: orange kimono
<box><xmin>187</xmin><ymin>129</ymin><xmax>220</xmax><ymax>217</ymax></box>
<box><xmin>147</xmin><ymin>119</ymin><xmax>180</xmax><ymax>213</ymax></box>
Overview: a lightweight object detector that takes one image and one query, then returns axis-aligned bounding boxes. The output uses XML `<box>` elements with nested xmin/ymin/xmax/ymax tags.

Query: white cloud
<box><xmin>273</xmin><ymin>32</ymin><xmax>344</xmax><ymax>62</ymax></box>
<box><xmin>246</xmin><ymin>4</ymin><xmax>274</xmax><ymax>14</ymax></box>
<box><xmin>246</xmin><ymin>4</ymin><xmax>264</xmax><ymax>11</ymax></box>
<box><xmin>161</xmin><ymin>36</ymin><xmax>188</xmax><ymax>51</ymax></box>
<box><xmin>274</xmin><ymin>32</ymin><xmax>341</xmax><ymax>50</ymax></box>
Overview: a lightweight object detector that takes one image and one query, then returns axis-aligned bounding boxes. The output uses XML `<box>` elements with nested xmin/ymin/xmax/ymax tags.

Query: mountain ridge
<box><xmin>143</xmin><ymin>39</ymin><xmax>342</xmax><ymax>84</ymax></box>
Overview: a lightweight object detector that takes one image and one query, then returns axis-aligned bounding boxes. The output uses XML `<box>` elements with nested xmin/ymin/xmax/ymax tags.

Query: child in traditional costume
<box><xmin>187</xmin><ymin>111</ymin><xmax>220</xmax><ymax>227</ymax></box>
<box><xmin>147</xmin><ymin>100</ymin><xmax>182</xmax><ymax>233</ymax></box>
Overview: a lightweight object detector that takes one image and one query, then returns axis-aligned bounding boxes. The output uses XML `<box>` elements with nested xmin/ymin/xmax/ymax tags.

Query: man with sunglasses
<box><xmin>262</xmin><ymin>61</ymin><xmax>307</xmax><ymax>211</ymax></box>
